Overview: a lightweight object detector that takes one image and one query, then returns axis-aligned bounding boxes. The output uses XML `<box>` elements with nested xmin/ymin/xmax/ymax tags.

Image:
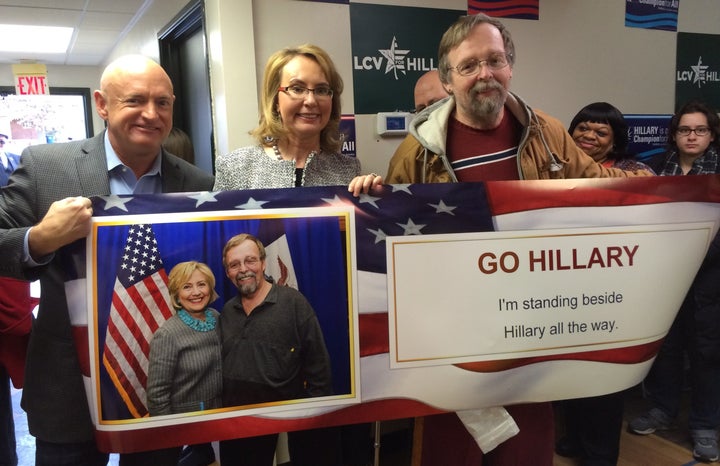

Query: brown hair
<box><xmin>250</xmin><ymin>44</ymin><xmax>344</xmax><ymax>153</ymax></box>
<box><xmin>163</xmin><ymin>127</ymin><xmax>195</xmax><ymax>163</ymax></box>
<box><xmin>438</xmin><ymin>14</ymin><xmax>516</xmax><ymax>85</ymax></box>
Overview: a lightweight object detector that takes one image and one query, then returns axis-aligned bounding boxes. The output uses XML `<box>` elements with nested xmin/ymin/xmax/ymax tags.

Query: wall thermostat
<box><xmin>376</xmin><ymin>112</ymin><xmax>413</xmax><ymax>136</ymax></box>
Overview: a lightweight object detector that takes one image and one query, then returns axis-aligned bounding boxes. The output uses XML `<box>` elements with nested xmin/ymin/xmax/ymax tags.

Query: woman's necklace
<box><xmin>272</xmin><ymin>144</ymin><xmax>318</xmax><ymax>186</ymax></box>
<box><xmin>178</xmin><ymin>309</ymin><xmax>216</xmax><ymax>332</ymax></box>
<box><xmin>272</xmin><ymin>144</ymin><xmax>318</xmax><ymax>162</ymax></box>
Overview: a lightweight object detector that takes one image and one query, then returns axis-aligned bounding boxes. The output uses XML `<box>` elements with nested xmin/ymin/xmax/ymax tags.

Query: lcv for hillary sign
<box><xmin>75</xmin><ymin>177</ymin><xmax>720</xmax><ymax>453</ymax></box>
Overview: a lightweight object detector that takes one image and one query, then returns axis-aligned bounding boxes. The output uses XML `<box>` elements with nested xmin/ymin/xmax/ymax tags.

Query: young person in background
<box><xmin>628</xmin><ymin>100</ymin><xmax>720</xmax><ymax>463</ymax></box>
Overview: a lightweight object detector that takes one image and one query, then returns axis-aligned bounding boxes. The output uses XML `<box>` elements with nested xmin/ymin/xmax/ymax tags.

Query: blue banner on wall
<box><xmin>624</xmin><ymin>114</ymin><xmax>672</xmax><ymax>161</ymax></box>
<box><xmin>625</xmin><ymin>0</ymin><xmax>678</xmax><ymax>32</ymax></box>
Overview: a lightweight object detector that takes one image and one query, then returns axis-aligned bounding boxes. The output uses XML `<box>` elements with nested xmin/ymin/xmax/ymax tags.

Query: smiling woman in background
<box><xmin>555</xmin><ymin>101</ymin><xmax>654</xmax><ymax>466</ymax></box>
<box><xmin>568</xmin><ymin>101</ymin><xmax>654</xmax><ymax>172</ymax></box>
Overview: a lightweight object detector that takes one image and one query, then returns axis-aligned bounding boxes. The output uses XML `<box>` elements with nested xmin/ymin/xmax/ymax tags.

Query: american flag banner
<box><xmin>78</xmin><ymin>177</ymin><xmax>720</xmax><ymax>453</ymax></box>
<box><xmin>101</xmin><ymin>224</ymin><xmax>174</xmax><ymax>418</ymax></box>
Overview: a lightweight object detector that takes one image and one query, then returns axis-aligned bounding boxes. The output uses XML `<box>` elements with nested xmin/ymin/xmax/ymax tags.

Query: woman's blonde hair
<box><xmin>250</xmin><ymin>44</ymin><xmax>344</xmax><ymax>153</ymax></box>
<box><xmin>167</xmin><ymin>261</ymin><xmax>219</xmax><ymax>311</ymax></box>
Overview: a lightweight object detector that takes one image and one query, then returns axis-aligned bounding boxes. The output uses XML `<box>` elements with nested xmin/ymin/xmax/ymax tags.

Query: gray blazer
<box><xmin>0</xmin><ymin>132</ymin><xmax>214</xmax><ymax>443</ymax></box>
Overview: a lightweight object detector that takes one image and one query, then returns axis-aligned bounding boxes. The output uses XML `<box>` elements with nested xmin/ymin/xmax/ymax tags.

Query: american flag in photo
<box><xmin>102</xmin><ymin>224</ymin><xmax>173</xmax><ymax>418</ymax></box>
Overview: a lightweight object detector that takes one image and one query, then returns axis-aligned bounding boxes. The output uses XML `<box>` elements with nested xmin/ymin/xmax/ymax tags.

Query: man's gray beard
<box><xmin>239</xmin><ymin>281</ymin><xmax>258</xmax><ymax>296</ymax></box>
<box><xmin>464</xmin><ymin>81</ymin><xmax>506</xmax><ymax>125</ymax></box>
<box><xmin>469</xmin><ymin>91</ymin><xmax>504</xmax><ymax>124</ymax></box>
<box><xmin>236</xmin><ymin>273</ymin><xmax>258</xmax><ymax>296</ymax></box>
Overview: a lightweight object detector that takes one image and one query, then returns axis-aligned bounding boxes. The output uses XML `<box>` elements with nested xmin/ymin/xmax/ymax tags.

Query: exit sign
<box><xmin>12</xmin><ymin>63</ymin><xmax>49</xmax><ymax>95</ymax></box>
<box><xmin>15</xmin><ymin>74</ymin><xmax>49</xmax><ymax>95</ymax></box>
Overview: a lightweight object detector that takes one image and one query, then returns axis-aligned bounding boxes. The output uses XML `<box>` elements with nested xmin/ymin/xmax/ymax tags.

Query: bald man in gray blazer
<box><xmin>0</xmin><ymin>55</ymin><xmax>214</xmax><ymax>466</ymax></box>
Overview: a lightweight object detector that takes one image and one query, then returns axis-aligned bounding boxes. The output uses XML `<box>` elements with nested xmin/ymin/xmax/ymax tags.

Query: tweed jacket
<box><xmin>0</xmin><ymin>131</ymin><xmax>214</xmax><ymax>443</ymax></box>
<box><xmin>146</xmin><ymin>310</ymin><xmax>222</xmax><ymax>416</ymax></box>
<box><xmin>214</xmin><ymin>145</ymin><xmax>360</xmax><ymax>190</ymax></box>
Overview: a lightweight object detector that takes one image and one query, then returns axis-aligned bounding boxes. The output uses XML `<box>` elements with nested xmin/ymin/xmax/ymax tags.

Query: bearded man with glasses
<box><xmin>218</xmin><ymin>233</ymin><xmax>337</xmax><ymax>466</ymax></box>
<box><xmin>386</xmin><ymin>12</ymin><xmax>654</xmax><ymax>466</ymax></box>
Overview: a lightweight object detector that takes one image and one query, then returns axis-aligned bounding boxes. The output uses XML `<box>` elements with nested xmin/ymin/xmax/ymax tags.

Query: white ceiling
<box><xmin>0</xmin><ymin>0</ymin><xmax>152</xmax><ymax>66</ymax></box>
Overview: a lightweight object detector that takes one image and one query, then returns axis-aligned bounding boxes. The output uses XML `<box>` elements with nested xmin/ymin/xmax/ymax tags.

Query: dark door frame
<box><xmin>157</xmin><ymin>0</ymin><xmax>214</xmax><ymax>168</ymax></box>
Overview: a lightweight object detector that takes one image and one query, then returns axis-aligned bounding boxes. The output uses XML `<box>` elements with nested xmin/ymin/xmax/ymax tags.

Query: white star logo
<box><xmin>378</xmin><ymin>36</ymin><xmax>410</xmax><ymax>80</ymax></box>
<box><xmin>188</xmin><ymin>191</ymin><xmax>218</xmax><ymax>207</ymax></box>
<box><xmin>691</xmin><ymin>56</ymin><xmax>709</xmax><ymax>87</ymax></box>
<box><xmin>101</xmin><ymin>195</ymin><xmax>132</xmax><ymax>212</ymax></box>
<box><xmin>397</xmin><ymin>218</ymin><xmax>425</xmax><ymax>235</ymax></box>
<box><xmin>429</xmin><ymin>200</ymin><xmax>457</xmax><ymax>215</ymax></box>
<box><xmin>236</xmin><ymin>197</ymin><xmax>269</xmax><ymax>210</ymax></box>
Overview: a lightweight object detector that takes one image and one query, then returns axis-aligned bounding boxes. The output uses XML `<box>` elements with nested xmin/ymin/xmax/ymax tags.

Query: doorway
<box><xmin>159</xmin><ymin>0</ymin><xmax>215</xmax><ymax>175</ymax></box>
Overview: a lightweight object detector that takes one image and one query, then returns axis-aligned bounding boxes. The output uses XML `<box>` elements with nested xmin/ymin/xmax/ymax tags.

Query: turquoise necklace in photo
<box><xmin>178</xmin><ymin>309</ymin><xmax>216</xmax><ymax>332</ymax></box>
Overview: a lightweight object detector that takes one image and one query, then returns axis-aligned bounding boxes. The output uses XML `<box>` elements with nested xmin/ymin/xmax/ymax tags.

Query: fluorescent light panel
<box><xmin>0</xmin><ymin>24</ymin><xmax>73</xmax><ymax>54</ymax></box>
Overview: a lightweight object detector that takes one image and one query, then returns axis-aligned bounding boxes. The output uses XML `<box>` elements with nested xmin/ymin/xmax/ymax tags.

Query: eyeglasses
<box><xmin>226</xmin><ymin>257</ymin><xmax>261</xmax><ymax>270</ymax></box>
<box><xmin>278</xmin><ymin>85</ymin><xmax>334</xmax><ymax>99</ymax></box>
<box><xmin>676</xmin><ymin>126</ymin><xmax>711</xmax><ymax>137</ymax></box>
<box><xmin>447</xmin><ymin>54</ymin><xmax>512</xmax><ymax>77</ymax></box>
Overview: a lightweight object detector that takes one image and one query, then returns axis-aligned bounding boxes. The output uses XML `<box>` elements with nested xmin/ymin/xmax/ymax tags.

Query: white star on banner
<box><xmin>359</xmin><ymin>193</ymin><xmax>381</xmax><ymax>209</ymax></box>
<box><xmin>391</xmin><ymin>184</ymin><xmax>412</xmax><ymax>194</ymax></box>
<box><xmin>101</xmin><ymin>195</ymin><xmax>133</xmax><ymax>212</ymax></box>
<box><xmin>397</xmin><ymin>218</ymin><xmax>425</xmax><ymax>235</ymax></box>
<box><xmin>236</xmin><ymin>197</ymin><xmax>269</xmax><ymax>210</ymax></box>
<box><xmin>188</xmin><ymin>191</ymin><xmax>218</xmax><ymax>207</ymax></box>
<box><xmin>366</xmin><ymin>228</ymin><xmax>388</xmax><ymax>244</ymax></box>
<box><xmin>429</xmin><ymin>200</ymin><xmax>457</xmax><ymax>215</ymax></box>
<box><xmin>321</xmin><ymin>195</ymin><xmax>351</xmax><ymax>206</ymax></box>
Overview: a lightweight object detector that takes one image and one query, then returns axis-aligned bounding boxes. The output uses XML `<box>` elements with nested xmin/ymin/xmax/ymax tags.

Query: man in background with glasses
<box><xmin>386</xmin><ymin>13</ymin><xmax>653</xmax><ymax>466</ymax></box>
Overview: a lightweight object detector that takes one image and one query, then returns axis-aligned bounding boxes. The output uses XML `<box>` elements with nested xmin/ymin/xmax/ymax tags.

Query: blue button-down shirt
<box><xmin>24</xmin><ymin>132</ymin><xmax>163</xmax><ymax>264</ymax></box>
<box><xmin>105</xmin><ymin>131</ymin><xmax>163</xmax><ymax>195</ymax></box>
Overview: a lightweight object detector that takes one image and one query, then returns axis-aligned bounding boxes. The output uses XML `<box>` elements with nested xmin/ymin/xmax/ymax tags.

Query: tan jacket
<box><xmin>386</xmin><ymin>93</ymin><xmax>654</xmax><ymax>183</ymax></box>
